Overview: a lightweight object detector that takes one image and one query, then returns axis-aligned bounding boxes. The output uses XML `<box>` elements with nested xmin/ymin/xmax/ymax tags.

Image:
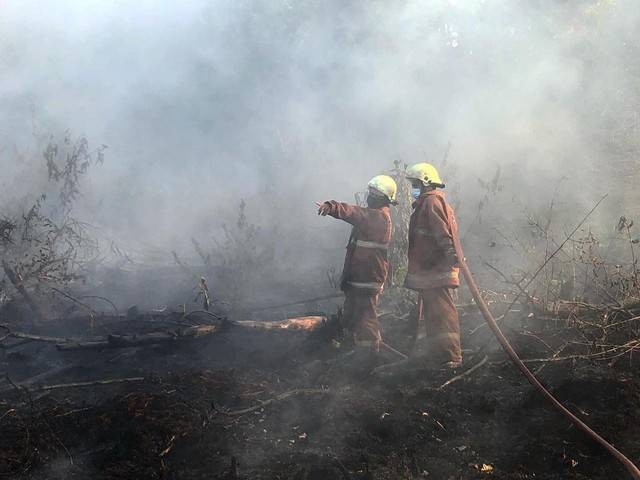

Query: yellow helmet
<box><xmin>406</xmin><ymin>163</ymin><xmax>445</xmax><ymax>187</ymax></box>
<box><xmin>367</xmin><ymin>175</ymin><xmax>397</xmax><ymax>202</ymax></box>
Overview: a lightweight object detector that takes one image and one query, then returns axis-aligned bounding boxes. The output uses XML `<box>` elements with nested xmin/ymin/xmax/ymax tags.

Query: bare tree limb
<box><xmin>437</xmin><ymin>355</ymin><xmax>488</xmax><ymax>390</ymax></box>
<box><xmin>51</xmin><ymin>287</ymin><xmax>97</xmax><ymax>317</ymax></box>
<box><xmin>223</xmin><ymin>388</ymin><xmax>330</xmax><ymax>416</ymax></box>
<box><xmin>492</xmin><ymin>194</ymin><xmax>608</xmax><ymax>326</ymax></box>
<box><xmin>2</xmin><ymin>260</ymin><xmax>42</xmax><ymax>319</ymax></box>
<box><xmin>36</xmin><ymin>377</ymin><xmax>145</xmax><ymax>392</ymax></box>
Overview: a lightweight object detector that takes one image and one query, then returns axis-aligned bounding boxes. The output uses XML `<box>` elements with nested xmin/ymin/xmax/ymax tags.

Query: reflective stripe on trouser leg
<box><xmin>421</xmin><ymin>287</ymin><xmax>462</xmax><ymax>362</ymax></box>
<box><xmin>342</xmin><ymin>290</ymin><xmax>381</xmax><ymax>348</ymax></box>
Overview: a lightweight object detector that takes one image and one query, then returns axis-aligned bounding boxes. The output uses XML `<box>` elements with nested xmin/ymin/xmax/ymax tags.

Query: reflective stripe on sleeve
<box><xmin>354</xmin><ymin>240</ymin><xmax>389</xmax><ymax>250</ymax></box>
<box><xmin>415</xmin><ymin>227</ymin><xmax>437</xmax><ymax>237</ymax></box>
<box><xmin>348</xmin><ymin>281</ymin><xmax>384</xmax><ymax>290</ymax></box>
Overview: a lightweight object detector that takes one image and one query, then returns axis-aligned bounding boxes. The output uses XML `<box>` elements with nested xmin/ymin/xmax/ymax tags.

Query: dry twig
<box><xmin>490</xmin><ymin>194</ymin><xmax>608</xmax><ymax>327</ymax></box>
<box><xmin>437</xmin><ymin>355</ymin><xmax>488</xmax><ymax>390</ymax></box>
<box><xmin>51</xmin><ymin>287</ymin><xmax>97</xmax><ymax>317</ymax></box>
<box><xmin>224</xmin><ymin>388</ymin><xmax>329</xmax><ymax>416</ymax></box>
<box><xmin>36</xmin><ymin>377</ymin><xmax>145</xmax><ymax>392</ymax></box>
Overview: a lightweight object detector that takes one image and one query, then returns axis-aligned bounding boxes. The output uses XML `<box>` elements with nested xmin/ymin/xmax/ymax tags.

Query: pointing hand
<box><xmin>316</xmin><ymin>201</ymin><xmax>331</xmax><ymax>216</ymax></box>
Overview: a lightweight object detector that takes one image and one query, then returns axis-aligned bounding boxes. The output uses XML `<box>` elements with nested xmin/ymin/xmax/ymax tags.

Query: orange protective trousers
<box><xmin>420</xmin><ymin>287</ymin><xmax>462</xmax><ymax>363</ymax></box>
<box><xmin>342</xmin><ymin>290</ymin><xmax>381</xmax><ymax>348</ymax></box>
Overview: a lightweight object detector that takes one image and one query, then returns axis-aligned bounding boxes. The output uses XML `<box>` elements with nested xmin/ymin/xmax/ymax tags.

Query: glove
<box><xmin>317</xmin><ymin>201</ymin><xmax>332</xmax><ymax>216</ymax></box>
<box><xmin>443</xmin><ymin>244</ymin><xmax>460</xmax><ymax>267</ymax></box>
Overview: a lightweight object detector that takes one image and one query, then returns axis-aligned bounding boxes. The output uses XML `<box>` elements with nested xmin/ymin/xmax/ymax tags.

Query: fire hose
<box><xmin>459</xmin><ymin>258</ymin><xmax>640</xmax><ymax>479</ymax></box>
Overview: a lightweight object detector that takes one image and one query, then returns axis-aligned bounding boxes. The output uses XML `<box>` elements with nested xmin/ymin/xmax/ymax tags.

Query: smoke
<box><xmin>1</xmin><ymin>0</ymin><xmax>639</xmax><ymax>302</ymax></box>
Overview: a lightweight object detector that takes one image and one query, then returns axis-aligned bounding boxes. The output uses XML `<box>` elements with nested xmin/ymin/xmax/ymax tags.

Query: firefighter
<box><xmin>405</xmin><ymin>163</ymin><xmax>463</xmax><ymax>368</ymax></box>
<box><xmin>317</xmin><ymin>175</ymin><xmax>397</xmax><ymax>353</ymax></box>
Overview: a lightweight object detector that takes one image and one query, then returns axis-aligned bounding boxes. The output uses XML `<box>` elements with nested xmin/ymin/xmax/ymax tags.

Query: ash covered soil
<box><xmin>1</xmin><ymin>309</ymin><xmax>639</xmax><ymax>480</ymax></box>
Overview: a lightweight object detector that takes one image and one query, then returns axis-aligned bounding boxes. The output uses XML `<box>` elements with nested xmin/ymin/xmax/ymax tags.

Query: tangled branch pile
<box><xmin>0</xmin><ymin>134</ymin><xmax>105</xmax><ymax>318</ymax></box>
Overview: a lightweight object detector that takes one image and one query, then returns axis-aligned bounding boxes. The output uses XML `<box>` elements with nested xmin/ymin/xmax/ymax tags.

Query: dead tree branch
<box><xmin>494</xmin><ymin>194</ymin><xmax>608</xmax><ymax>326</ymax></box>
<box><xmin>2</xmin><ymin>261</ymin><xmax>42</xmax><ymax>319</ymax></box>
<box><xmin>51</xmin><ymin>287</ymin><xmax>97</xmax><ymax>317</ymax></box>
<box><xmin>437</xmin><ymin>355</ymin><xmax>488</xmax><ymax>390</ymax></box>
<box><xmin>36</xmin><ymin>377</ymin><xmax>145</xmax><ymax>392</ymax></box>
<box><xmin>223</xmin><ymin>388</ymin><xmax>330</xmax><ymax>416</ymax></box>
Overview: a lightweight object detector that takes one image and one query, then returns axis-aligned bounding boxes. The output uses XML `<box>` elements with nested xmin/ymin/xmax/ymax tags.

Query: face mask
<box><xmin>411</xmin><ymin>187</ymin><xmax>422</xmax><ymax>199</ymax></box>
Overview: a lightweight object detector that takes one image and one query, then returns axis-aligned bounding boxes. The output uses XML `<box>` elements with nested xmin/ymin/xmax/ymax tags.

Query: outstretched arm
<box><xmin>316</xmin><ymin>201</ymin><xmax>368</xmax><ymax>226</ymax></box>
<box><xmin>316</xmin><ymin>202</ymin><xmax>332</xmax><ymax>216</ymax></box>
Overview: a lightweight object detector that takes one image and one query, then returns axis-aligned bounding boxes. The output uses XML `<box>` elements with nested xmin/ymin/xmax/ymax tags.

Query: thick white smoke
<box><xmin>1</xmin><ymin>0</ymin><xmax>638</xmax><ymax>301</ymax></box>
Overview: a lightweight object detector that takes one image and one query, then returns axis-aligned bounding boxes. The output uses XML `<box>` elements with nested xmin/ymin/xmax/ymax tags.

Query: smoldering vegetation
<box><xmin>2</xmin><ymin>1</ymin><xmax>640</xmax><ymax>479</ymax></box>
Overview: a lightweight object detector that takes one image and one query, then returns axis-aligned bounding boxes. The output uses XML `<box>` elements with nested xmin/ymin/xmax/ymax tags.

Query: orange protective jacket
<box><xmin>324</xmin><ymin>201</ymin><xmax>392</xmax><ymax>294</ymax></box>
<box><xmin>405</xmin><ymin>190</ymin><xmax>461</xmax><ymax>291</ymax></box>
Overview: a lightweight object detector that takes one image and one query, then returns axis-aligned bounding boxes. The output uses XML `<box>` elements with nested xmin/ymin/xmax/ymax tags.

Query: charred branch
<box><xmin>2</xmin><ymin>260</ymin><xmax>43</xmax><ymax>320</ymax></box>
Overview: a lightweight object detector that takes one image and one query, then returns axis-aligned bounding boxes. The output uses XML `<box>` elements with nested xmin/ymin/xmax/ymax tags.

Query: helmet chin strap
<box><xmin>423</xmin><ymin>180</ymin><xmax>445</xmax><ymax>189</ymax></box>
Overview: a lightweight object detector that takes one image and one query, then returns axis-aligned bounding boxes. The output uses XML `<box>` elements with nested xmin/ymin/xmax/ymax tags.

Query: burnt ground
<box><xmin>1</xmin><ymin>307</ymin><xmax>639</xmax><ymax>480</ymax></box>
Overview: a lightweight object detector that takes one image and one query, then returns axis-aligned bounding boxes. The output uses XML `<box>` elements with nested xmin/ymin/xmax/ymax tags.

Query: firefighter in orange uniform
<box><xmin>405</xmin><ymin>163</ymin><xmax>463</xmax><ymax>368</ymax></box>
<box><xmin>317</xmin><ymin>175</ymin><xmax>397</xmax><ymax>352</ymax></box>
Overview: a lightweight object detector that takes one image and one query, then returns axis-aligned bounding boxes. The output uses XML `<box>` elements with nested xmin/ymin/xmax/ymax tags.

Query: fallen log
<box><xmin>10</xmin><ymin>331</ymin><xmax>78</xmax><ymax>343</ymax></box>
<box><xmin>108</xmin><ymin>324</ymin><xmax>218</xmax><ymax>347</ymax></box>
<box><xmin>7</xmin><ymin>316</ymin><xmax>320</xmax><ymax>353</ymax></box>
<box><xmin>234</xmin><ymin>316</ymin><xmax>325</xmax><ymax>331</ymax></box>
<box><xmin>56</xmin><ymin>324</ymin><xmax>219</xmax><ymax>351</ymax></box>
<box><xmin>56</xmin><ymin>340</ymin><xmax>111</xmax><ymax>351</ymax></box>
